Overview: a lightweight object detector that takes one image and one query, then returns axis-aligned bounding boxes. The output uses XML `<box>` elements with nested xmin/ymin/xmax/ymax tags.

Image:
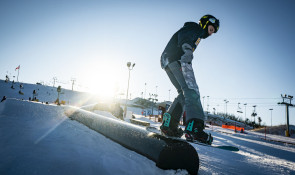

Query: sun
<box><xmin>77</xmin><ymin>63</ymin><xmax>124</xmax><ymax>99</ymax></box>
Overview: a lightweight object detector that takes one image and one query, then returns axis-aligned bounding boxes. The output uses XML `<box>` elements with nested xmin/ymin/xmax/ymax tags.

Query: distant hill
<box><xmin>0</xmin><ymin>79</ymin><xmax>100</xmax><ymax>107</ymax></box>
<box><xmin>252</xmin><ymin>125</ymin><xmax>295</xmax><ymax>138</ymax></box>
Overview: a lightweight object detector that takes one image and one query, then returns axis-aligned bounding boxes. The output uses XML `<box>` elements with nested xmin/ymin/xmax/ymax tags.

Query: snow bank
<box><xmin>0</xmin><ymin>99</ymin><xmax>185</xmax><ymax>175</ymax></box>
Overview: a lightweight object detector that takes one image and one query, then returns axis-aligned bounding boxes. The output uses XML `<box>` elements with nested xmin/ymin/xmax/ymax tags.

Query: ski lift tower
<box><xmin>278</xmin><ymin>94</ymin><xmax>294</xmax><ymax>137</ymax></box>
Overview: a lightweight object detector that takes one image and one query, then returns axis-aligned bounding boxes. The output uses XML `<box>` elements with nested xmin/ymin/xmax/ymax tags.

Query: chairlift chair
<box><xmin>237</xmin><ymin>102</ymin><xmax>243</xmax><ymax>113</ymax></box>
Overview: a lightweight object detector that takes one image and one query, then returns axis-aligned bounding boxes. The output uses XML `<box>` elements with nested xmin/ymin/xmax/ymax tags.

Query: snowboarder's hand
<box><xmin>180</xmin><ymin>43</ymin><xmax>193</xmax><ymax>64</ymax></box>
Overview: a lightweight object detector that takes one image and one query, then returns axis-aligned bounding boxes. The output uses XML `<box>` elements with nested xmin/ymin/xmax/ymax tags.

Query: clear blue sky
<box><xmin>1</xmin><ymin>0</ymin><xmax>294</xmax><ymax>126</ymax></box>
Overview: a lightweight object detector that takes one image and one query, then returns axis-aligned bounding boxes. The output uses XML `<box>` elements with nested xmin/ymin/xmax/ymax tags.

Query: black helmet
<box><xmin>199</xmin><ymin>14</ymin><xmax>220</xmax><ymax>33</ymax></box>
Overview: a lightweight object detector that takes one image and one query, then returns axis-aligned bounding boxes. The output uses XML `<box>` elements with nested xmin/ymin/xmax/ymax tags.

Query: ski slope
<box><xmin>1</xmin><ymin>81</ymin><xmax>295</xmax><ymax>174</ymax></box>
<box><xmin>0</xmin><ymin>99</ymin><xmax>173</xmax><ymax>175</ymax></box>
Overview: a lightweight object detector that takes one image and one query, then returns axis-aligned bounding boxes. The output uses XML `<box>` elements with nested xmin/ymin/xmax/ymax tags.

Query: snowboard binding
<box><xmin>160</xmin><ymin>113</ymin><xmax>183</xmax><ymax>138</ymax></box>
<box><xmin>185</xmin><ymin>119</ymin><xmax>213</xmax><ymax>145</ymax></box>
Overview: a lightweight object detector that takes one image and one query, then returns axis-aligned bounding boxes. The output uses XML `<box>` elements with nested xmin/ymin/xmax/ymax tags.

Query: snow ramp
<box><xmin>65</xmin><ymin>106</ymin><xmax>199</xmax><ymax>175</ymax></box>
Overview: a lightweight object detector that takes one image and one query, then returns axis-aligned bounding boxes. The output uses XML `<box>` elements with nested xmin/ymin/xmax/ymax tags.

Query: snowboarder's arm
<box><xmin>177</xmin><ymin>30</ymin><xmax>197</xmax><ymax>63</ymax></box>
<box><xmin>180</xmin><ymin>43</ymin><xmax>193</xmax><ymax>63</ymax></box>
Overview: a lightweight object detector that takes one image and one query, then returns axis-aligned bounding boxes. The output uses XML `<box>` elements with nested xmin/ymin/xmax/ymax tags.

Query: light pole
<box><xmin>168</xmin><ymin>89</ymin><xmax>171</xmax><ymax>101</ymax></box>
<box><xmin>144</xmin><ymin>83</ymin><xmax>147</xmax><ymax>99</ymax></box>
<box><xmin>224</xmin><ymin>99</ymin><xmax>229</xmax><ymax>118</ymax></box>
<box><xmin>71</xmin><ymin>78</ymin><xmax>76</xmax><ymax>91</ymax></box>
<box><xmin>53</xmin><ymin>77</ymin><xmax>57</xmax><ymax>87</ymax></box>
<box><xmin>269</xmin><ymin>108</ymin><xmax>273</xmax><ymax>127</ymax></box>
<box><xmin>244</xmin><ymin>103</ymin><xmax>247</xmax><ymax>121</ymax></box>
<box><xmin>124</xmin><ymin>62</ymin><xmax>135</xmax><ymax>118</ymax></box>
<box><xmin>207</xmin><ymin>96</ymin><xmax>210</xmax><ymax>113</ymax></box>
<box><xmin>216</xmin><ymin>104</ymin><xmax>219</xmax><ymax>114</ymax></box>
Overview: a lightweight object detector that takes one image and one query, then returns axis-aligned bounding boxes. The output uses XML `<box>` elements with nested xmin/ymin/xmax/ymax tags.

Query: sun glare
<box><xmin>78</xmin><ymin>64</ymin><xmax>124</xmax><ymax>99</ymax></box>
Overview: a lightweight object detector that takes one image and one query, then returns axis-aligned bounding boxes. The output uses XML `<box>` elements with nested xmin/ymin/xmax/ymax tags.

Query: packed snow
<box><xmin>1</xmin><ymin>80</ymin><xmax>295</xmax><ymax>175</ymax></box>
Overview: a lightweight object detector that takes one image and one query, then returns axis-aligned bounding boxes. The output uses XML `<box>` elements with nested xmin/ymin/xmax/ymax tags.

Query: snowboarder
<box><xmin>5</xmin><ymin>75</ymin><xmax>9</xmax><ymax>82</ymax></box>
<box><xmin>1</xmin><ymin>96</ymin><xmax>7</xmax><ymax>102</ymax></box>
<box><xmin>160</xmin><ymin>14</ymin><xmax>220</xmax><ymax>145</ymax></box>
<box><xmin>32</xmin><ymin>90</ymin><xmax>36</xmax><ymax>100</ymax></box>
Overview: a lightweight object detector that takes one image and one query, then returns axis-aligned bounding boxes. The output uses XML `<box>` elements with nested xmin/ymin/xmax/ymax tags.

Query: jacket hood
<box><xmin>183</xmin><ymin>22</ymin><xmax>199</xmax><ymax>28</ymax></box>
<box><xmin>183</xmin><ymin>22</ymin><xmax>207</xmax><ymax>39</ymax></box>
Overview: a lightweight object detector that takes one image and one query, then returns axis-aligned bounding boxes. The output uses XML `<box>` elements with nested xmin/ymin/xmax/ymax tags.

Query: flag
<box><xmin>15</xmin><ymin>65</ymin><xmax>20</xmax><ymax>71</ymax></box>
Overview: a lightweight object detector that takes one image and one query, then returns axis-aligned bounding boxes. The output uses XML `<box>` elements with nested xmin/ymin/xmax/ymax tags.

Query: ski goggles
<box><xmin>208</xmin><ymin>18</ymin><xmax>219</xmax><ymax>33</ymax></box>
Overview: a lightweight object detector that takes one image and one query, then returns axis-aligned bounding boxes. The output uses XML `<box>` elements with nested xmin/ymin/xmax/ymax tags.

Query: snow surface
<box><xmin>1</xmin><ymin>81</ymin><xmax>295</xmax><ymax>175</ymax></box>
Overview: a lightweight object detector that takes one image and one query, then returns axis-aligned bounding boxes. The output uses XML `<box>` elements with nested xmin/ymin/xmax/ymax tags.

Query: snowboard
<box><xmin>146</xmin><ymin>126</ymin><xmax>239</xmax><ymax>152</ymax></box>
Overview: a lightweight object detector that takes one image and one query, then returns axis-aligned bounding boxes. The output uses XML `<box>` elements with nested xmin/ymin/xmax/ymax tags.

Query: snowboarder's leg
<box><xmin>165</xmin><ymin>76</ymin><xmax>185</xmax><ymax>123</ymax></box>
<box><xmin>179</xmin><ymin>62</ymin><xmax>213</xmax><ymax>144</ymax></box>
<box><xmin>160</xmin><ymin>61</ymin><xmax>185</xmax><ymax>137</ymax></box>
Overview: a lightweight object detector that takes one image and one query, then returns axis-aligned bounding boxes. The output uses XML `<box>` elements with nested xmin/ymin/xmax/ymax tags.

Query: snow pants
<box><xmin>164</xmin><ymin>61</ymin><xmax>205</xmax><ymax>124</ymax></box>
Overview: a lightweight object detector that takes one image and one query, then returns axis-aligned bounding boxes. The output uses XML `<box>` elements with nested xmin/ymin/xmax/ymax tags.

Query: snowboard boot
<box><xmin>160</xmin><ymin>113</ymin><xmax>183</xmax><ymax>138</ymax></box>
<box><xmin>184</xmin><ymin>118</ymin><xmax>213</xmax><ymax>145</ymax></box>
